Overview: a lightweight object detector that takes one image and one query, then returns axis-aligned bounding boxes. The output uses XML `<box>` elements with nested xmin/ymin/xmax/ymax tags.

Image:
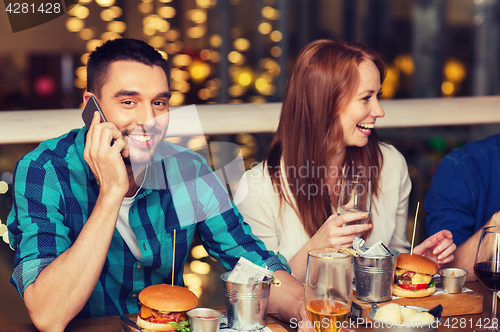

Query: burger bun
<box><xmin>396</xmin><ymin>253</ymin><xmax>438</xmax><ymax>275</ymax></box>
<box><xmin>139</xmin><ymin>284</ymin><xmax>198</xmax><ymax>312</ymax></box>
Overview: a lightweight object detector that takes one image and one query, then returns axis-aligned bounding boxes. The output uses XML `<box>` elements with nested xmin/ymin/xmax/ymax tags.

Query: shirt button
<box><xmin>132</xmin><ymin>294</ymin><xmax>137</xmax><ymax>298</ymax></box>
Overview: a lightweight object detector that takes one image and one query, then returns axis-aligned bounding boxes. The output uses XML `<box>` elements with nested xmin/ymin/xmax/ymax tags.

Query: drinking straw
<box><xmin>172</xmin><ymin>229</ymin><xmax>176</xmax><ymax>286</ymax></box>
<box><xmin>410</xmin><ymin>202</ymin><xmax>420</xmax><ymax>255</ymax></box>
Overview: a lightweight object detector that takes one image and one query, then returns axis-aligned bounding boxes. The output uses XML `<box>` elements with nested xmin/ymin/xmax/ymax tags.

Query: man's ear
<box><xmin>83</xmin><ymin>92</ymin><xmax>93</xmax><ymax>105</ymax></box>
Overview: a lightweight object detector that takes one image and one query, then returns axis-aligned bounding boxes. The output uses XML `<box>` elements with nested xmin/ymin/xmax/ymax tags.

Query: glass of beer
<box><xmin>305</xmin><ymin>249</ymin><xmax>353</xmax><ymax>332</ymax></box>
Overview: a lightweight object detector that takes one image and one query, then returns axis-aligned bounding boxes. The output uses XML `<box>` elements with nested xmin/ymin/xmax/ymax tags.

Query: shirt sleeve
<box><xmin>7</xmin><ymin>158</ymin><xmax>71</xmax><ymax>297</ymax></box>
<box><xmin>192</xmin><ymin>160</ymin><xmax>290</xmax><ymax>274</ymax></box>
<box><xmin>425</xmin><ymin>154</ymin><xmax>477</xmax><ymax>246</ymax></box>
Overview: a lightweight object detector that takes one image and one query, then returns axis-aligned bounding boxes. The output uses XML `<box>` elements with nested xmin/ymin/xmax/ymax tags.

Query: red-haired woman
<box><xmin>236</xmin><ymin>39</ymin><xmax>456</xmax><ymax>282</ymax></box>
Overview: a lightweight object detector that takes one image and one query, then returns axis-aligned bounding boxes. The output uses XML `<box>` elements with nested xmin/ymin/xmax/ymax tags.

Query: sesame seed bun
<box><xmin>139</xmin><ymin>284</ymin><xmax>198</xmax><ymax>312</ymax></box>
<box><xmin>396</xmin><ymin>253</ymin><xmax>438</xmax><ymax>276</ymax></box>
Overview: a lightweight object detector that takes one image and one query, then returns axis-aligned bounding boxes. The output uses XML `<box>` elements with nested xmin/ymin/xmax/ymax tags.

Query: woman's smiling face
<box><xmin>338</xmin><ymin>60</ymin><xmax>385</xmax><ymax>150</ymax></box>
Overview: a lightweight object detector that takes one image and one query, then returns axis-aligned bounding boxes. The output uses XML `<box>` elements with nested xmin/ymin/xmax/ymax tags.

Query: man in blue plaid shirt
<box><xmin>7</xmin><ymin>38</ymin><xmax>309</xmax><ymax>332</ymax></box>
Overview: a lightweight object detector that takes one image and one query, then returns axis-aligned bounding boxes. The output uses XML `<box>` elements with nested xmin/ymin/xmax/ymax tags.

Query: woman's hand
<box><xmin>289</xmin><ymin>212</ymin><xmax>372</xmax><ymax>282</ymax></box>
<box><xmin>412</xmin><ymin>230</ymin><xmax>456</xmax><ymax>267</ymax></box>
<box><xmin>307</xmin><ymin>212</ymin><xmax>372</xmax><ymax>249</ymax></box>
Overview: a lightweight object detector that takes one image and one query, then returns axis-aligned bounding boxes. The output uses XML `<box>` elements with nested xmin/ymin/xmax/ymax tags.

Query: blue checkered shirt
<box><xmin>7</xmin><ymin>127</ymin><xmax>290</xmax><ymax>318</ymax></box>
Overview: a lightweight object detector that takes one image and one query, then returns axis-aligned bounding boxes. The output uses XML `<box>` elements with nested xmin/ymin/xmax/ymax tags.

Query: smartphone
<box><xmin>82</xmin><ymin>96</ymin><xmax>114</xmax><ymax>145</ymax></box>
<box><xmin>82</xmin><ymin>95</ymin><xmax>106</xmax><ymax>128</ymax></box>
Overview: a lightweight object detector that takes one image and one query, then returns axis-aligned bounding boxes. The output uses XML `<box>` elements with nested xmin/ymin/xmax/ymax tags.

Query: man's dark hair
<box><xmin>87</xmin><ymin>38</ymin><xmax>170</xmax><ymax>97</ymax></box>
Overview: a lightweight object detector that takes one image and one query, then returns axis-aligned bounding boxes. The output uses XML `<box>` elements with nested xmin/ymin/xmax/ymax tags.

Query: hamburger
<box><xmin>137</xmin><ymin>284</ymin><xmax>198</xmax><ymax>332</ymax></box>
<box><xmin>392</xmin><ymin>253</ymin><xmax>438</xmax><ymax>298</ymax></box>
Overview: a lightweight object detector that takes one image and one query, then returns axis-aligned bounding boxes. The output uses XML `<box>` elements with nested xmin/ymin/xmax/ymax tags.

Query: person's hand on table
<box><xmin>413</xmin><ymin>230</ymin><xmax>456</xmax><ymax>268</ymax></box>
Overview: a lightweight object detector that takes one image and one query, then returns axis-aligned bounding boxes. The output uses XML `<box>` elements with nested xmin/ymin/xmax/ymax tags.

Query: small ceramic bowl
<box><xmin>438</xmin><ymin>268</ymin><xmax>467</xmax><ymax>294</ymax></box>
<box><xmin>187</xmin><ymin>308</ymin><xmax>223</xmax><ymax>332</ymax></box>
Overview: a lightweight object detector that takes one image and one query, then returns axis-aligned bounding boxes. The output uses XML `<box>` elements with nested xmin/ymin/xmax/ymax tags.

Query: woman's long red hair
<box><xmin>265</xmin><ymin>39</ymin><xmax>386</xmax><ymax>238</ymax></box>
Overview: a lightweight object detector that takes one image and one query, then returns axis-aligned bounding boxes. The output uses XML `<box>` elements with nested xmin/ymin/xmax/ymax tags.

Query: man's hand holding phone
<box><xmin>83</xmin><ymin>98</ymin><xmax>130</xmax><ymax>200</ymax></box>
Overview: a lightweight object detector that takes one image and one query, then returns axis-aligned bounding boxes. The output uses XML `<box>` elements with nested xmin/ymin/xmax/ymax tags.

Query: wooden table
<box><xmin>0</xmin><ymin>281</ymin><xmax>495</xmax><ymax>331</ymax></box>
<box><xmin>0</xmin><ymin>307</ymin><xmax>293</xmax><ymax>332</ymax></box>
<box><xmin>353</xmin><ymin>281</ymin><xmax>496</xmax><ymax>331</ymax></box>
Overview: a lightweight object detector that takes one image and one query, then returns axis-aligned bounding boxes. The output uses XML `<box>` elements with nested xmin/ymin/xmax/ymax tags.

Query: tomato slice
<box><xmin>398</xmin><ymin>283</ymin><xmax>428</xmax><ymax>290</ymax></box>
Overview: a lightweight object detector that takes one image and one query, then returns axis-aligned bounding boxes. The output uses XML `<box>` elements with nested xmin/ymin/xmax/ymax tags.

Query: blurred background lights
<box><xmin>86</xmin><ymin>39</ymin><xmax>103</xmax><ymax>52</ymax></box>
<box><xmin>95</xmin><ymin>0</ymin><xmax>115</xmax><ymax>7</ymax></box>
<box><xmin>189</xmin><ymin>9</ymin><xmax>207</xmax><ymax>24</ymax></box>
<box><xmin>101</xmin><ymin>32</ymin><xmax>121</xmax><ymax>41</ymax></box>
<box><xmin>270</xmin><ymin>46</ymin><xmax>282</xmax><ymax>57</ymax></box>
<box><xmin>138</xmin><ymin>2</ymin><xmax>153</xmax><ymax>14</ymax></box>
<box><xmin>73</xmin><ymin>6</ymin><xmax>90</xmax><ymax>19</ymax></box>
<box><xmin>110</xmin><ymin>6</ymin><xmax>123</xmax><ymax>17</ymax></box>
<box><xmin>229</xmin><ymin>84</ymin><xmax>245</xmax><ymax>97</ymax></box>
<box><xmin>198</xmin><ymin>89</ymin><xmax>211</xmax><ymax>100</ymax></box>
<box><xmin>189</xmin><ymin>60</ymin><xmax>211</xmax><ymax>83</ymax></box>
<box><xmin>184</xmin><ymin>273</ymin><xmax>203</xmax><ymax>289</ymax></box>
<box><xmin>107</xmin><ymin>21</ymin><xmax>127</xmax><ymax>33</ymax></box>
<box><xmin>196</xmin><ymin>0</ymin><xmax>212</xmax><ymax>8</ymax></box>
<box><xmin>166</xmin><ymin>29</ymin><xmax>181</xmax><ymax>41</ymax></box>
<box><xmin>270</xmin><ymin>30</ymin><xmax>282</xmax><ymax>42</ymax></box>
<box><xmin>0</xmin><ymin>222</ymin><xmax>8</xmax><ymax>244</ymax></box>
<box><xmin>75</xmin><ymin>66</ymin><xmax>87</xmax><ymax>79</ymax></box>
<box><xmin>149</xmin><ymin>36</ymin><xmax>165</xmax><ymax>48</ymax></box>
<box><xmin>228</xmin><ymin>51</ymin><xmax>243</xmax><ymax>64</ymax></box>
<box><xmin>183</xmin><ymin>273</ymin><xmax>203</xmax><ymax>298</ymax></box>
<box><xmin>171</xmin><ymin>68</ymin><xmax>190</xmax><ymax>81</ymax></box>
<box><xmin>191</xmin><ymin>245</ymin><xmax>209</xmax><ymax>259</ymax></box>
<box><xmin>210</xmin><ymin>34</ymin><xmax>223</xmax><ymax>48</ymax></box>
<box><xmin>0</xmin><ymin>182</ymin><xmax>8</xmax><ymax>195</ymax></box>
<box><xmin>169</xmin><ymin>92</ymin><xmax>185</xmax><ymax>106</ymax></box>
<box><xmin>255</xmin><ymin>77</ymin><xmax>272</xmax><ymax>95</ymax></box>
<box><xmin>173</xmin><ymin>54</ymin><xmax>193</xmax><ymax>67</ymax></box>
<box><xmin>187</xmin><ymin>26</ymin><xmax>206</xmax><ymax>39</ymax></box>
<box><xmin>1</xmin><ymin>172</ymin><xmax>12</xmax><ymax>184</ymax></box>
<box><xmin>441</xmin><ymin>81</ymin><xmax>455</xmax><ymax>96</ymax></box>
<box><xmin>394</xmin><ymin>54</ymin><xmax>415</xmax><ymax>76</ymax></box>
<box><xmin>187</xmin><ymin>136</ymin><xmax>207</xmax><ymax>150</ymax></box>
<box><xmin>380</xmin><ymin>65</ymin><xmax>400</xmax><ymax>99</ymax></box>
<box><xmin>100</xmin><ymin>8</ymin><xmax>116</xmax><ymax>21</ymax></box>
<box><xmin>234</xmin><ymin>38</ymin><xmax>250</xmax><ymax>52</ymax></box>
<box><xmin>158</xmin><ymin>6</ymin><xmax>176</xmax><ymax>19</ymax></box>
<box><xmin>199</xmin><ymin>49</ymin><xmax>212</xmax><ymax>61</ymax></box>
<box><xmin>444</xmin><ymin>58</ymin><xmax>467</xmax><ymax>83</ymax></box>
<box><xmin>261</xmin><ymin>6</ymin><xmax>276</xmax><ymax>19</ymax></box>
<box><xmin>238</xmin><ymin>72</ymin><xmax>252</xmax><ymax>86</ymax></box>
<box><xmin>66</xmin><ymin>18</ymin><xmax>85</xmax><ymax>32</ymax></box>
<box><xmin>189</xmin><ymin>260</ymin><xmax>211</xmax><ymax>274</ymax></box>
<box><xmin>79</xmin><ymin>28</ymin><xmax>94</xmax><ymax>40</ymax></box>
<box><xmin>258</xmin><ymin>22</ymin><xmax>272</xmax><ymax>34</ymax></box>
<box><xmin>173</xmin><ymin>81</ymin><xmax>191</xmax><ymax>93</ymax></box>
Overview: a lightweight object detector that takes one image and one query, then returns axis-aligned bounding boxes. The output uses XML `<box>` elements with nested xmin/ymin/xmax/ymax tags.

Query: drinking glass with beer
<box><xmin>305</xmin><ymin>249</ymin><xmax>353</xmax><ymax>332</ymax></box>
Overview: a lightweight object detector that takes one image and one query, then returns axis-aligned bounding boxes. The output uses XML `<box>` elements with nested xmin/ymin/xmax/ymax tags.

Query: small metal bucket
<box><xmin>354</xmin><ymin>248</ymin><xmax>400</xmax><ymax>303</ymax></box>
<box><xmin>220</xmin><ymin>271</ymin><xmax>274</xmax><ymax>330</ymax></box>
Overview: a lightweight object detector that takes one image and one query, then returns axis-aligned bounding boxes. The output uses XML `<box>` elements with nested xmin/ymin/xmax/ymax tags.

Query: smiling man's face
<box><xmin>95</xmin><ymin>60</ymin><xmax>171</xmax><ymax>166</ymax></box>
